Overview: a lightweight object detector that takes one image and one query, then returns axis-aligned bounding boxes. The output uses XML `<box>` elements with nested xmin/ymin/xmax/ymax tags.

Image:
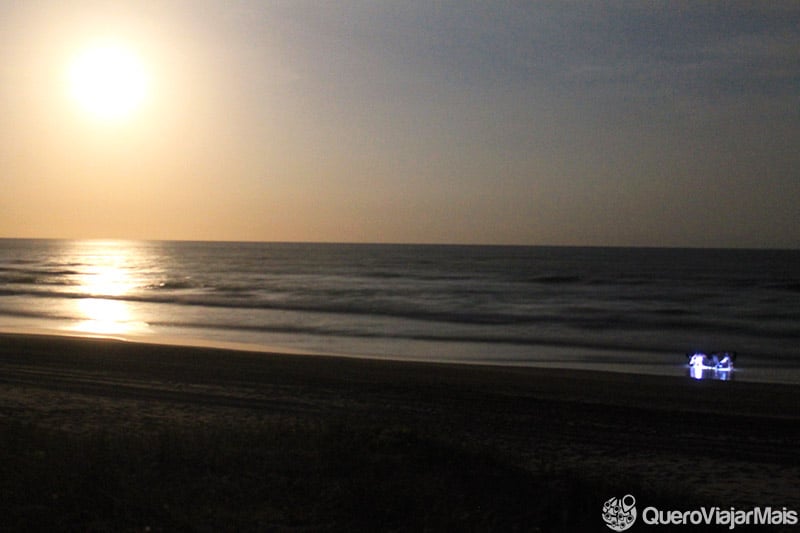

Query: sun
<box><xmin>68</xmin><ymin>44</ymin><xmax>149</xmax><ymax>121</ymax></box>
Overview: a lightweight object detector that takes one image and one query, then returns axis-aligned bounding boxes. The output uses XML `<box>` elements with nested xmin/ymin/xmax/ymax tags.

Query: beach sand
<box><xmin>1</xmin><ymin>333</ymin><xmax>798</xmax><ymax>531</ymax></box>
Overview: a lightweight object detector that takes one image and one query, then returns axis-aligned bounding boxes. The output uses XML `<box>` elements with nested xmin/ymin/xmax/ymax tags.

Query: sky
<box><xmin>1</xmin><ymin>1</ymin><xmax>799</xmax><ymax>248</ymax></box>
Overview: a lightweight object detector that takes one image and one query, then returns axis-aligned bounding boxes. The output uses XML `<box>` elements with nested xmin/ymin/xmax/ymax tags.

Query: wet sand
<box><xmin>1</xmin><ymin>333</ymin><xmax>798</xmax><ymax>529</ymax></box>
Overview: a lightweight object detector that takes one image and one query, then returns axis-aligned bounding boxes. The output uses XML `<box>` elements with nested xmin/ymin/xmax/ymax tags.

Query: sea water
<box><xmin>1</xmin><ymin>239</ymin><xmax>798</xmax><ymax>383</ymax></box>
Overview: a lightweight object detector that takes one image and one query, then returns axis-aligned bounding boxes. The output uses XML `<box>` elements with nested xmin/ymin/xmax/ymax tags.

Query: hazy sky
<box><xmin>2</xmin><ymin>1</ymin><xmax>798</xmax><ymax>247</ymax></box>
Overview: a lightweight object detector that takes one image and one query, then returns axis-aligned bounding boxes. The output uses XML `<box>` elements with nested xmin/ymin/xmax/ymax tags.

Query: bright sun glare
<box><xmin>68</xmin><ymin>44</ymin><xmax>149</xmax><ymax>120</ymax></box>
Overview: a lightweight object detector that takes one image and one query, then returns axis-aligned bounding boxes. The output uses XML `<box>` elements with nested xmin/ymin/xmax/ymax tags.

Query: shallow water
<box><xmin>1</xmin><ymin>239</ymin><xmax>798</xmax><ymax>383</ymax></box>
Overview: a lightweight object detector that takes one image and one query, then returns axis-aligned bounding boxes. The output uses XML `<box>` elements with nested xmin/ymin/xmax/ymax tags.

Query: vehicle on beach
<box><xmin>686</xmin><ymin>351</ymin><xmax>735</xmax><ymax>380</ymax></box>
<box><xmin>687</xmin><ymin>351</ymin><xmax>736</xmax><ymax>370</ymax></box>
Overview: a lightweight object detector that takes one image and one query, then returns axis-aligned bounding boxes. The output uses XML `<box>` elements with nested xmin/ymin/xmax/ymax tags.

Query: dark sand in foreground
<box><xmin>1</xmin><ymin>333</ymin><xmax>798</xmax><ymax>531</ymax></box>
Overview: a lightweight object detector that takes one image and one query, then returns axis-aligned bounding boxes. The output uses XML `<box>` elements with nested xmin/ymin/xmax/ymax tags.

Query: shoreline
<box><xmin>2</xmin><ymin>332</ymin><xmax>799</xmax><ymax>529</ymax></box>
<box><xmin>2</xmin><ymin>331</ymin><xmax>800</xmax><ymax>419</ymax></box>
<box><xmin>4</xmin><ymin>326</ymin><xmax>800</xmax><ymax>386</ymax></box>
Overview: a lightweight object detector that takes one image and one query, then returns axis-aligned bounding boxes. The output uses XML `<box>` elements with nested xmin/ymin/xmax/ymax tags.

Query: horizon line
<box><xmin>0</xmin><ymin>236</ymin><xmax>797</xmax><ymax>252</ymax></box>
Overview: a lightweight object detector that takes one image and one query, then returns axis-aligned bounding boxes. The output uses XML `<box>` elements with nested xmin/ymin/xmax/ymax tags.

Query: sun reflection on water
<box><xmin>73</xmin><ymin>298</ymin><xmax>142</xmax><ymax>335</ymax></box>
<box><xmin>66</xmin><ymin>241</ymin><xmax>151</xmax><ymax>337</ymax></box>
<box><xmin>83</xmin><ymin>266</ymin><xmax>135</xmax><ymax>296</ymax></box>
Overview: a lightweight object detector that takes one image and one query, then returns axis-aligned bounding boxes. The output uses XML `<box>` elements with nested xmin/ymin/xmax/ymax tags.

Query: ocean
<box><xmin>1</xmin><ymin>239</ymin><xmax>798</xmax><ymax>383</ymax></box>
